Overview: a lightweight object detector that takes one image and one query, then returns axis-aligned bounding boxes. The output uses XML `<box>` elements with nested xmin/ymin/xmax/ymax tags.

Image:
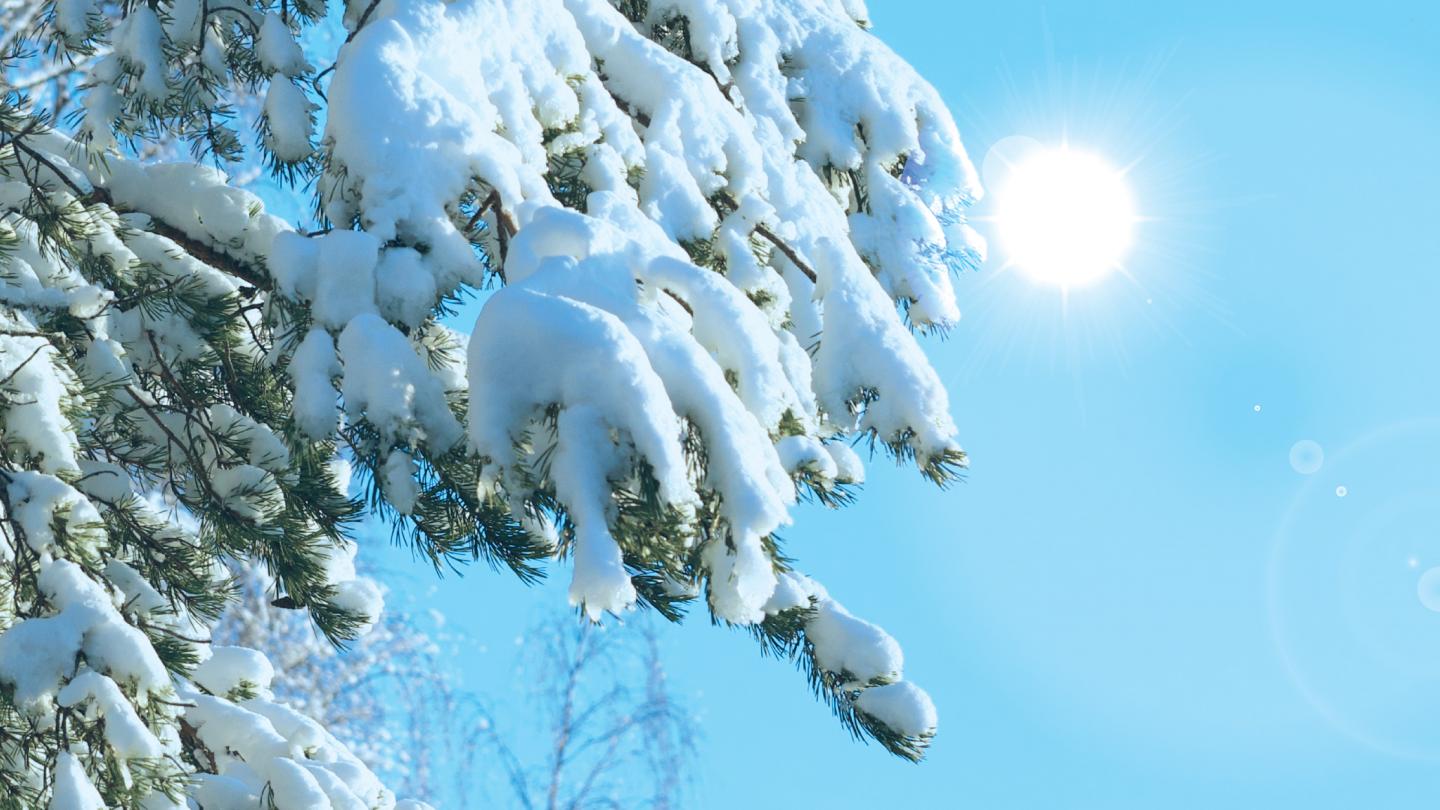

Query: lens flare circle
<box><xmin>1269</xmin><ymin>419</ymin><xmax>1440</xmax><ymax>759</ymax></box>
<box><xmin>991</xmin><ymin>144</ymin><xmax>1136</xmax><ymax>287</ymax></box>
<box><xmin>1289</xmin><ymin>439</ymin><xmax>1325</xmax><ymax>475</ymax></box>
<box><xmin>1420</xmin><ymin>567</ymin><xmax>1440</xmax><ymax>613</ymax></box>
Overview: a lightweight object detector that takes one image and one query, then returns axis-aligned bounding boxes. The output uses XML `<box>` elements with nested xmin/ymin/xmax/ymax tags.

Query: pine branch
<box><xmin>85</xmin><ymin>186</ymin><xmax>273</xmax><ymax>292</ymax></box>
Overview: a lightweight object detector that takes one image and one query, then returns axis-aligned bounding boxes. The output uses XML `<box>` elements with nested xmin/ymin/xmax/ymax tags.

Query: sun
<box><xmin>991</xmin><ymin>143</ymin><xmax>1138</xmax><ymax>288</ymax></box>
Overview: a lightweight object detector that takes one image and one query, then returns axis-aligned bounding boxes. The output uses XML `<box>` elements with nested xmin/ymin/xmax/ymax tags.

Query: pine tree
<box><xmin>0</xmin><ymin>1</ymin><xmax>983</xmax><ymax>806</ymax></box>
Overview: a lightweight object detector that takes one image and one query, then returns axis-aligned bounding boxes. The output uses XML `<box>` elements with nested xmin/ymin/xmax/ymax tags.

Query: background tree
<box><xmin>214</xmin><ymin>561</ymin><xmax>696</xmax><ymax>809</ymax></box>
<box><xmin>213</xmin><ymin>561</ymin><xmax>454</xmax><ymax>802</ymax></box>
<box><xmin>0</xmin><ymin>0</ymin><xmax>981</xmax><ymax>805</ymax></box>
<box><xmin>495</xmin><ymin>615</ymin><xmax>695</xmax><ymax>810</ymax></box>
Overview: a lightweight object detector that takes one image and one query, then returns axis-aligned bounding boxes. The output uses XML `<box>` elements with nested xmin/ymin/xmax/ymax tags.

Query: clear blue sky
<box><xmin>366</xmin><ymin>2</ymin><xmax>1440</xmax><ymax>807</ymax></box>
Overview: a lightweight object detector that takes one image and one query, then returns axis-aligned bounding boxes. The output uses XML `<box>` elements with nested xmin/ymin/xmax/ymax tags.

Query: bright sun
<box><xmin>993</xmin><ymin>145</ymin><xmax>1137</xmax><ymax>288</ymax></box>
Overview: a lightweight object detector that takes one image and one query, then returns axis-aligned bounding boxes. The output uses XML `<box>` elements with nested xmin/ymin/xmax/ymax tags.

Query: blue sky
<box><xmin>364</xmin><ymin>2</ymin><xmax>1440</xmax><ymax>807</ymax></box>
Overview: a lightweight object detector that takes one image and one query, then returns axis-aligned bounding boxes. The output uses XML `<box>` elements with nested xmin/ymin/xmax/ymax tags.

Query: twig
<box><xmin>752</xmin><ymin>223</ymin><xmax>819</xmax><ymax>284</ymax></box>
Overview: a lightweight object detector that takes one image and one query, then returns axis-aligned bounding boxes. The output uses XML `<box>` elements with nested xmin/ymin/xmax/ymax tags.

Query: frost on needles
<box><xmin>0</xmin><ymin>0</ymin><xmax>983</xmax><ymax>806</ymax></box>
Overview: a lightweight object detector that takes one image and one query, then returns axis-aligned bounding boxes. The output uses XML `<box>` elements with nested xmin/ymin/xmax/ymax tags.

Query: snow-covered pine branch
<box><xmin>0</xmin><ymin>119</ymin><xmax>410</xmax><ymax>807</ymax></box>
<box><xmin>213</xmin><ymin>562</ymin><xmax>445</xmax><ymax>802</ymax></box>
<box><xmin>0</xmin><ymin>0</ymin><xmax>981</xmax><ymax>804</ymax></box>
<box><xmin>307</xmin><ymin>0</ymin><xmax>981</xmax><ymax>760</ymax></box>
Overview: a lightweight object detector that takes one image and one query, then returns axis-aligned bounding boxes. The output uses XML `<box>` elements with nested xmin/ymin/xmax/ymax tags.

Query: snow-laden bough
<box><xmin>305</xmin><ymin>0</ymin><xmax>981</xmax><ymax>760</ymax></box>
<box><xmin>0</xmin><ymin>1</ymin><xmax>981</xmax><ymax>803</ymax></box>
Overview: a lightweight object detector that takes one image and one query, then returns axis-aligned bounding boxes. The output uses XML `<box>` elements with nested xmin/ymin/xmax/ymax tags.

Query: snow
<box><xmin>183</xmin><ymin>691</ymin><xmax>393</xmax><ymax>810</ymax></box>
<box><xmin>244</xmin><ymin>698</ymin><xmax>326</xmax><ymax>752</ymax></box>
<box><xmin>826</xmin><ymin>442</ymin><xmax>866</xmax><ymax>484</ymax></box>
<box><xmin>57</xmin><ymin>672</ymin><xmax>166</xmax><ymax>760</ymax></box>
<box><xmin>40</xmin><ymin>560</ymin><xmax>170</xmax><ymax>692</ymax></box>
<box><xmin>301</xmin><ymin>8</ymin><xmax>977</xmax><ymax>728</ymax></box>
<box><xmin>314</xmin><ymin>230</ymin><xmax>381</xmax><ymax>330</ymax></box>
<box><xmin>470</xmin><ymin>204</ymin><xmax>828</xmax><ymax>621</ymax></box>
<box><xmin>0</xmin><ymin>560</ymin><xmax>168</xmax><ymax>717</ymax></box>
<box><xmin>761</xmin><ymin>571</ymin><xmax>816</xmax><ymax>614</ymax></box>
<box><xmin>756</xmin><ymin>572</ymin><xmax>932</xmax><ymax>739</ymax></box>
<box><xmin>854</xmin><ymin>680</ymin><xmax>938</xmax><ymax>738</ymax></box>
<box><xmin>185</xmin><ymin>693</ymin><xmax>291</xmax><ymax>763</ymax></box>
<box><xmin>643</xmin><ymin>253</ymin><xmax>812</xmax><ymax>432</ymax></box>
<box><xmin>5</xmin><ymin>471</ymin><xmax>104</xmax><ymax>554</ymax></box>
<box><xmin>318</xmin><ymin>543</ymin><xmax>385</xmax><ymax>633</ymax></box>
<box><xmin>465</xmin><ymin>229</ymin><xmax>730</xmax><ymax>617</ymax></box>
<box><xmin>292</xmin><ymin>328</ymin><xmax>341</xmax><ymax>439</ymax></box>
<box><xmin>373</xmin><ymin>247</ymin><xmax>439</xmax><ymax>329</ymax></box>
<box><xmin>0</xmin><ymin>610</ymin><xmax>85</xmax><ymax>710</ymax></box>
<box><xmin>163</xmin><ymin>0</ymin><xmax>204</xmax><ymax>47</ymax></box>
<box><xmin>776</xmin><ymin>434</ymin><xmax>839</xmax><ymax>480</ymax></box>
<box><xmin>52</xmin><ymin>0</ymin><xmax>99</xmax><ymax>41</ymax></box>
<box><xmin>194</xmin><ymin>646</ymin><xmax>276</xmax><ymax>696</ymax></box>
<box><xmin>271</xmin><ymin>230</ymin><xmax>321</xmax><ymax>300</ymax></box>
<box><xmin>0</xmin><ymin>334</ymin><xmax>81</xmax><ymax>475</ymax></box>
<box><xmin>266</xmin><ymin>758</ymin><xmax>334</xmax><ymax>809</ymax></box>
<box><xmin>207</xmin><ymin>403</ymin><xmax>292</xmax><ymax>472</ymax></box>
<box><xmin>338</xmin><ymin>313</ymin><xmax>464</xmax><ymax>452</ymax></box>
<box><xmin>212</xmin><ymin>464</ymin><xmax>285</xmax><ymax>524</ymax></box>
<box><xmin>324</xmin><ymin>0</ymin><xmax>548</xmax><ymax>290</ymax></box>
<box><xmin>328</xmin><ymin>456</ymin><xmax>354</xmax><ymax>496</ymax></box>
<box><xmin>0</xmin><ymin>48</ymin><xmax>425</xmax><ymax>806</ymax></box>
<box><xmin>380</xmin><ymin>450</ymin><xmax>419</xmax><ymax>515</ymax></box>
<box><xmin>112</xmin><ymin>6</ymin><xmax>165</xmax><ymax>100</ymax></box>
<box><xmin>75</xmin><ymin>460</ymin><xmax>135</xmax><ymax>504</ymax></box>
<box><xmin>100</xmin><ymin>161</ymin><xmax>286</xmax><ymax>269</ymax></box>
<box><xmin>49</xmin><ymin>752</ymin><xmax>105</xmax><ymax>810</ymax></box>
<box><xmin>263</xmin><ymin>77</ymin><xmax>317</xmax><ymax>163</ymax></box>
<box><xmin>257</xmin><ymin>13</ymin><xmax>308</xmax><ymax>77</ymax></box>
<box><xmin>806</xmin><ymin>596</ymin><xmax>903</xmax><ymax>684</ymax></box>
<box><xmin>102</xmin><ymin>560</ymin><xmax>168</xmax><ymax>617</ymax></box>
<box><xmin>464</xmin><ymin>261</ymin><xmax>691</xmax><ymax>504</ymax></box>
<box><xmin>191</xmin><ymin>774</ymin><xmax>261</xmax><ymax>809</ymax></box>
<box><xmin>554</xmin><ymin>405</ymin><xmax>641</xmax><ymax>620</ymax></box>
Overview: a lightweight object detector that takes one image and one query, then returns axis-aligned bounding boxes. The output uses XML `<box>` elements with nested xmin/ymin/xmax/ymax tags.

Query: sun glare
<box><xmin>992</xmin><ymin>144</ymin><xmax>1137</xmax><ymax>288</ymax></box>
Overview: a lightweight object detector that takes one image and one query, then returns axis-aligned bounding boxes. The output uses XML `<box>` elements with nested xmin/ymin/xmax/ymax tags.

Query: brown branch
<box><xmin>479</xmin><ymin>189</ymin><xmax>518</xmax><ymax>237</ymax></box>
<box><xmin>0</xmin><ymin>343</ymin><xmax>49</xmax><ymax>387</ymax></box>
<box><xmin>3</xmin><ymin>130</ymin><xmax>89</xmax><ymax>200</ymax></box>
<box><xmin>465</xmin><ymin>188</ymin><xmax>517</xmax><ymax>276</ymax></box>
<box><xmin>606</xmin><ymin>93</ymin><xmax>652</xmax><ymax>129</ymax></box>
<box><xmin>86</xmin><ymin>186</ymin><xmax>273</xmax><ymax>292</ymax></box>
<box><xmin>346</xmin><ymin>0</ymin><xmax>383</xmax><ymax>43</ymax></box>
<box><xmin>142</xmin><ymin>218</ymin><xmax>272</xmax><ymax>292</ymax></box>
<box><xmin>122</xmin><ymin>384</ymin><xmax>225</xmax><ymax>510</ymax></box>
<box><xmin>660</xmin><ymin>288</ymin><xmax>693</xmax><ymax>316</ymax></box>
<box><xmin>179</xmin><ymin>717</ymin><xmax>216</xmax><ymax>774</ymax></box>
<box><xmin>752</xmin><ymin>223</ymin><xmax>819</xmax><ymax>284</ymax></box>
